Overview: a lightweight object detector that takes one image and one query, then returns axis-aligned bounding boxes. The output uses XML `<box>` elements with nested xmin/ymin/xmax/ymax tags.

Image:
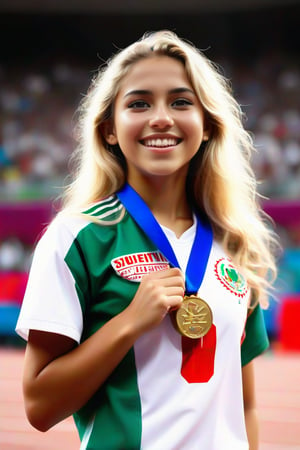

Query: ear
<box><xmin>202</xmin><ymin>122</ymin><xmax>212</xmax><ymax>142</ymax></box>
<box><xmin>100</xmin><ymin>119</ymin><xmax>118</xmax><ymax>146</ymax></box>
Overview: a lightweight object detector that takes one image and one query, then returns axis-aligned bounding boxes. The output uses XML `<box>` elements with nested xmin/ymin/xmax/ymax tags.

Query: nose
<box><xmin>149</xmin><ymin>105</ymin><xmax>174</xmax><ymax>129</ymax></box>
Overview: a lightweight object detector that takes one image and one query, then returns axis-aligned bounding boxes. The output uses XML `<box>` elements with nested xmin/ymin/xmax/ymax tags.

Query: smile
<box><xmin>142</xmin><ymin>138</ymin><xmax>181</xmax><ymax>148</ymax></box>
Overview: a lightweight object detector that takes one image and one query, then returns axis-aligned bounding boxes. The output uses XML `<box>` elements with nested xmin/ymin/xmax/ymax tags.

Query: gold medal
<box><xmin>174</xmin><ymin>295</ymin><xmax>213</xmax><ymax>339</ymax></box>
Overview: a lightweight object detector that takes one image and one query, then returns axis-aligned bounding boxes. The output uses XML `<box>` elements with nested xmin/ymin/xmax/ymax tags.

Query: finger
<box><xmin>169</xmin><ymin>293</ymin><xmax>184</xmax><ymax>306</ymax></box>
<box><xmin>147</xmin><ymin>267</ymin><xmax>183</xmax><ymax>281</ymax></box>
<box><xmin>147</xmin><ymin>270</ymin><xmax>185</xmax><ymax>290</ymax></box>
<box><xmin>163</xmin><ymin>285</ymin><xmax>185</xmax><ymax>298</ymax></box>
<box><xmin>167</xmin><ymin>295</ymin><xmax>184</xmax><ymax>311</ymax></box>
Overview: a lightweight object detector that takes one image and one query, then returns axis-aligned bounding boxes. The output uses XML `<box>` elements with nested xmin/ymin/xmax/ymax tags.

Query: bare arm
<box><xmin>242</xmin><ymin>360</ymin><xmax>259</xmax><ymax>450</ymax></box>
<box><xmin>23</xmin><ymin>268</ymin><xmax>184</xmax><ymax>432</ymax></box>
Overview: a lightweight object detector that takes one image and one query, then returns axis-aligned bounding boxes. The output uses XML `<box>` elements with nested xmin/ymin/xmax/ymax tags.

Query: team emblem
<box><xmin>214</xmin><ymin>257</ymin><xmax>248</xmax><ymax>299</ymax></box>
<box><xmin>111</xmin><ymin>251</ymin><xmax>169</xmax><ymax>282</ymax></box>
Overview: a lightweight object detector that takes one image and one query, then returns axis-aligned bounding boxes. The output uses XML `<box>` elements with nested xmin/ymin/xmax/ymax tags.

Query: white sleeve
<box><xmin>16</xmin><ymin>217</ymin><xmax>85</xmax><ymax>344</ymax></box>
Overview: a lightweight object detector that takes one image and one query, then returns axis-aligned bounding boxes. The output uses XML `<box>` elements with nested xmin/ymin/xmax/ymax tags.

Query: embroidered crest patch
<box><xmin>111</xmin><ymin>251</ymin><xmax>169</xmax><ymax>282</ymax></box>
<box><xmin>214</xmin><ymin>257</ymin><xmax>248</xmax><ymax>298</ymax></box>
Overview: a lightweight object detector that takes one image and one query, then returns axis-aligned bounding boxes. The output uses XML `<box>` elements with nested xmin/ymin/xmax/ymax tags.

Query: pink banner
<box><xmin>0</xmin><ymin>200</ymin><xmax>299</xmax><ymax>246</ymax></box>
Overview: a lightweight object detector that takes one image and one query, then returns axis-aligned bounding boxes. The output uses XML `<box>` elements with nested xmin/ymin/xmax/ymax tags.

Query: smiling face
<box><xmin>103</xmin><ymin>55</ymin><xmax>210</xmax><ymax>187</ymax></box>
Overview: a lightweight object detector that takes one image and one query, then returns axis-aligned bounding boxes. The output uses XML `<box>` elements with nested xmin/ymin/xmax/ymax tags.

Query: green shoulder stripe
<box><xmin>241</xmin><ymin>304</ymin><xmax>269</xmax><ymax>366</ymax></box>
<box><xmin>83</xmin><ymin>196</ymin><xmax>123</xmax><ymax>221</ymax></box>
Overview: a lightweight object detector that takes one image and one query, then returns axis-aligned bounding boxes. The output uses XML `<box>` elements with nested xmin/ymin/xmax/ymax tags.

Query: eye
<box><xmin>172</xmin><ymin>98</ymin><xmax>193</xmax><ymax>108</ymax></box>
<box><xmin>128</xmin><ymin>100</ymin><xmax>150</xmax><ymax>109</ymax></box>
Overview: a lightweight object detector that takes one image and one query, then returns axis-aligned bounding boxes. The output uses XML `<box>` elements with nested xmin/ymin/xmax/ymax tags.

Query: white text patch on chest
<box><xmin>111</xmin><ymin>251</ymin><xmax>170</xmax><ymax>282</ymax></box>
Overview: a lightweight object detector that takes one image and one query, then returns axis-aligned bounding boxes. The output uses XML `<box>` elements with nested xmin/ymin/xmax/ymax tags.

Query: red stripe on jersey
<box><xmin>181</xmin><ymin>325</ymin><xmax>217</xmax><ymax>383</ymax></box>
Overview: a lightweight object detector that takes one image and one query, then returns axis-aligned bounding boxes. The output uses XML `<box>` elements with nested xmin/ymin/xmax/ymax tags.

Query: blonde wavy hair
<box><xmin>61</xmin><ymin>30</ymin><xmax>279</xmax><ymax>307</ymax></box>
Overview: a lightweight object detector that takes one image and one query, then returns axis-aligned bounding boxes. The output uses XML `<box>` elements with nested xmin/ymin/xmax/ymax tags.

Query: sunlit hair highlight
<box><xmin>61</xmin><ymin>30</ymin><xmax>279</xmax><ymax>307</ymax></box>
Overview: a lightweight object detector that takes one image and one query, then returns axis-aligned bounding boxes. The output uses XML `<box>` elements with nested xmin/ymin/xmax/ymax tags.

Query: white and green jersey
<box><xmin>16</xmin><ymin>195</ymin><xmax>269</xmax><ymax>450</ymax></box>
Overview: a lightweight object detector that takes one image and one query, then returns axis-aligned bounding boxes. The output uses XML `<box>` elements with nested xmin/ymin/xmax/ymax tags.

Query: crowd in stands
<box><xmin>1</xmin><ymin>50</ymin><xmax>300</xmax><ymax>203</ymax></box>
<box><xmin>0</xmin><ymin>61</ymin><xmax>89</xmax><ymax>201</ymax></box>
<box><xmin>228</xmin><ymin>52</ymin><xmax>300</xmax><ymax>200</ymax></box>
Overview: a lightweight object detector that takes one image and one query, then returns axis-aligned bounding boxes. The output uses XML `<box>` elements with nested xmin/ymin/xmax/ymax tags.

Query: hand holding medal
<box><xmin>117</xmin><ymin>184</ymin><xmax>214</xmax><ymax>340</ymax></box>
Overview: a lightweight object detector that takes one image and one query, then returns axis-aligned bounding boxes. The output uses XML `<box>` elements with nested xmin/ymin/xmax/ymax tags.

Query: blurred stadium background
<box><xmin>0</xmin><ymin>0</ymin><xmax>299</xmax><ymax>448</ymax></box>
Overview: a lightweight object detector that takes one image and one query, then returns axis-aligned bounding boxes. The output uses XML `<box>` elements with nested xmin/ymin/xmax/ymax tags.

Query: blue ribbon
<box><xmin>117</xmin><ymin>183</ymin><xmax>213</xmax><ymax>295</ymax></box>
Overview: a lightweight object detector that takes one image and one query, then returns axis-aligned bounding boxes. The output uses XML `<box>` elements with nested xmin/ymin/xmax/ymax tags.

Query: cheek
<box><xmin>188</xmin><ymin>113</ymin><xmax>205</xmax><ymax>139</ymax></box>
<box><xmin>116</xmin><ymin>112</ymin><xmax>143</xmax><ymax>137</ymax></box>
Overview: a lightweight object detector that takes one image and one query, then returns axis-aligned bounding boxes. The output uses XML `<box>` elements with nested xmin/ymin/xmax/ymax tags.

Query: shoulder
<box><xmin>82</xmin><ymin>195</ymin><xmax>124</xmax><ymax>222</ymax></box>
<box><xmin>31</xmin><ymin>214</ymin><xmax>91</xmax><ymax>263</ymax></box>
<box><xmin>42</xmin><ymin>195</ymin><xmax>123</xmax><ymax>245</ymax></box>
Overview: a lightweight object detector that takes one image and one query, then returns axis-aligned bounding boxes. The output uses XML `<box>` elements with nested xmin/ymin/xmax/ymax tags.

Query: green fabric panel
<box><xmin>64</xmin><ymin>238</ymin><xmax>91</xmax><ymax>317</ymax></box>
<box><xmin>241</xmin><ymin>303</ymin><xmax>269</xmax><ymax>366</ymax></box>
<box><xmin>64</xmin><ymin>210</ymin><xmax>158</xmax><ymax>448</ymax></box>
<box><xmin>73</xmin><ymin>348</ymin><xmax>142</xmax><ymax>449</ymax></box>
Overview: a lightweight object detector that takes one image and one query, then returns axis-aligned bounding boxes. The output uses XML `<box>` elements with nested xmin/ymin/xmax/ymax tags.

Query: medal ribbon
<box><xmin>117</xmin><ymin>183</ymin><xmax>213</xmax><ymax>294</ymax></box>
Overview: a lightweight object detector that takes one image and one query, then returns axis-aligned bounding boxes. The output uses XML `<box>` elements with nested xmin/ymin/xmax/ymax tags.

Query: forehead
<box><xmin>118</xmin><ymin>55</ymin><xmax>192</xmax><ymax>94</ymax></box>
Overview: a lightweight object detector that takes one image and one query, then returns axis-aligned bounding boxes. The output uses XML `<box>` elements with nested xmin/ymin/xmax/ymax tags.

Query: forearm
<box><xmin>244</xmin><ymin>406</ymin><xmax>259</xmax><ymax>450</ymax></box>
<box><xmin>242</xmin><ymin>361</ymin><xmax>259</xmax><ymax>450</ymax></box>
<box><xmin>24</xmin><ymin>309</ymin><xmax>140</xmax><ymax>431</ymax></box>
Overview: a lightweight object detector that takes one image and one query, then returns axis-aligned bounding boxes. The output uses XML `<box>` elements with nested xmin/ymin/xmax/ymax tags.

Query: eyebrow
<box><xmin>124</xmin><ymin>87</ymin><xmax>195</xmax><ymax>97</ymax></box>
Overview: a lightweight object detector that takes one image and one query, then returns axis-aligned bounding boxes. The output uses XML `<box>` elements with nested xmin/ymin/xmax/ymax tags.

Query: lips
<box><xmin>141</xmin><ymin>137</ymin><xmax>181</xmax><ymax>148</ymax></box>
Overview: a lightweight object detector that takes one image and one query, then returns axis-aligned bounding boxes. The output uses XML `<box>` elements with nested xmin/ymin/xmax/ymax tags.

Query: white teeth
<box><xmin>144</xmin><ymin>138</ymin><xmax>178</xmax><ymax>147</ymax></box>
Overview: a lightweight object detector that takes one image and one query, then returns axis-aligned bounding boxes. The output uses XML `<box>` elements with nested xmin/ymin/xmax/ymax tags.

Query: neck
<box><xmin>128</xmin><ymin>174</ymin><xmax>193</xmax><ymax>237</ymax></box>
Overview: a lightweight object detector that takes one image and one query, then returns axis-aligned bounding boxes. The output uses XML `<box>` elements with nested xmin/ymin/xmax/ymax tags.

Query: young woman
<box><xmin>16</xmin><ymin>30</ymin><xmax>278</xmax><ymax>449</ymax></box>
